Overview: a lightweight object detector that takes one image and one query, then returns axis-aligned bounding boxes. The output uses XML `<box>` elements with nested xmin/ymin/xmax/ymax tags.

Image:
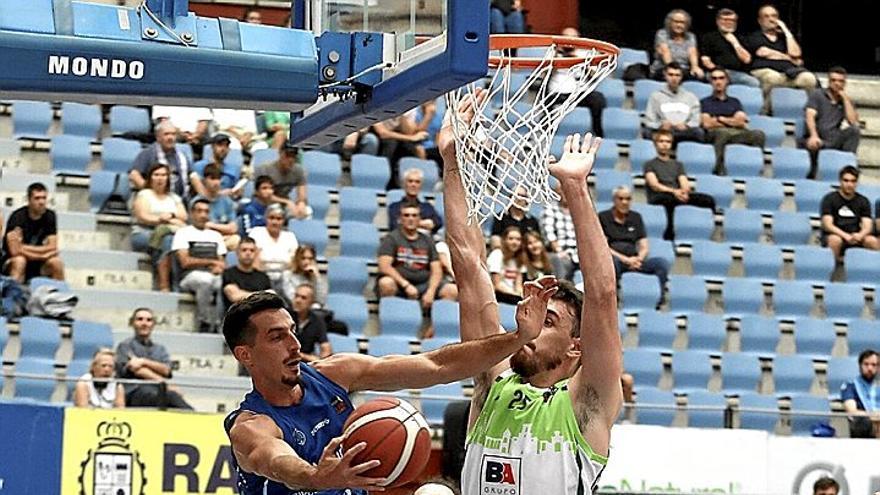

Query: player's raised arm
<box><xmin>551</xmin><ymin>134</ymin><xmax>623</xmax><ymax>449</ymax></box>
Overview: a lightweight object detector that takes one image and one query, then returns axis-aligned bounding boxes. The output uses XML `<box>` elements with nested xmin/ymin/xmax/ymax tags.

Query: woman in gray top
<box><xmin>651</xmin><ymin>9</ymin><xmax>704</xmax><ymax>80</ymax></box>
<box><xmin>281</xmin><ymin>244</ymin><xmax>328</xmax><ymax>308</ymax></box>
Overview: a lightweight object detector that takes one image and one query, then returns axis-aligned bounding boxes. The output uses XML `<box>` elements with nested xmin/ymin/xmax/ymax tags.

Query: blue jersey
<box><xmin>224</xmin><ymin>364</ymin><xmax>365</xmax><ymax>495</ymax></box>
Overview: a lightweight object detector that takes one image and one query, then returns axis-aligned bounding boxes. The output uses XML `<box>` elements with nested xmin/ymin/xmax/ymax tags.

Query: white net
<box><xmin>446</xmin><ymin>40</ymin><xmax>617</xmax><ymax>226</ymax></box>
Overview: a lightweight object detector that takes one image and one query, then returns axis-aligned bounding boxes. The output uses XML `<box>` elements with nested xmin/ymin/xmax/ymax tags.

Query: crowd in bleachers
<box><xmin>0</xmin><ymin>3</ymin><xmax>877</xmax><ymax>438</ymax></box>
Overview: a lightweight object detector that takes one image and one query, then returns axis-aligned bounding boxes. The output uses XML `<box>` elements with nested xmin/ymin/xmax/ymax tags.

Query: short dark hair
<box><xmin>239</xmin><ymin>236</ymin><xmax>257</xmax><ymax>247</ymax></box>
<box><xmin>858</xmin><ymin>349</ymin><xmax>878</xmax><ymax>365</ymax></box>
<box><xmin>709</xmin><ymin>67</ymin><xmax>729</xmax><ymax>78</ymax></box>
<box><xmin>400</xmin><ymin>202</ymin><xmax>421</xmax><ymax>214</ymax></box>
<box><xmin>552</xmin><ymin>279</ymin><xmax>583</xmax><ymax>338</ymax></box>
<box><xmin>813</xmin><ymin>477</ymin><xmax>839</xmax><ymax>495</ymax></box>
<box><xmin>128</xmin><ymin>307</ymin><xmax>153</xmax><ymax>326</ymax></box>
<box><xmin>665</xmin><ymin>62</ymin><xmax>683</xmax><ymax>73</ymax></box>
<box><xmin>189</xmin><ymin>196</ymin><xmax>211</xmax><ymax>211</ymax></box>
<box><xmin>839</xmin><ymin>165</ymin><xmax>859</xmax><ymax>180</ymax></box>
<box><xmin>203</xmin><ymin>163</ymin><xmax>222</xmax><ymax>179</ymax></box>
<box><xmin>652</xmin><ymin>129</ymin><xmax>674</xmax><ymax>141</ymax></box>
<box><xmin>27</xmin><ymin>182</ymin><xmax>48</xmax><ymax>198</ymax></box>
<box><xmin>223</xmin><ymin>291</ymin><xmax>288</xmax><ymax>350</ymax></box>
<box><xmin>255</xmin><ymin>175</ymin><xmax>275</xmax><ymax>190</ymax></box>
<box><xmin>717</xmin><ymin>8</ymin><xmax>737</xmax><ymax>18</ymax></box>
<box><xmin>828</xmin><ymin>66</ymin><xmax>847</xmax><ymax>76</ymax></box>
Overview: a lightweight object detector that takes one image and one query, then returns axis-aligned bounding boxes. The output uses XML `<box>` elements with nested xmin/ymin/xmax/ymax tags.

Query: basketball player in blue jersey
<box><xmin>223</xmin><ymin>285</ymin><xmax>558</xmax><ymax>494</ymax></box>
<box><xmin>438</xmin><ymin>91</ymin><xmax>623</xmax><ymax>493</ymax></box>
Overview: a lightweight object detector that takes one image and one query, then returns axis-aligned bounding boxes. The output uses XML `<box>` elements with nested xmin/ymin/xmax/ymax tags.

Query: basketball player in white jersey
<box><xmin>438</xmin><ymin>92</ymin><xmax>622</xmax><ymax>494</ymax></box>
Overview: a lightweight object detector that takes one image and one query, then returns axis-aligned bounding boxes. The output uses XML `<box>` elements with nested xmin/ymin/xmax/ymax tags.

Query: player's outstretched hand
<box><xmin>515</xmin><ymin>276</ymin><xmax>559</xmax><ymax>344</ymax></box>
<box><xmin>309</xmin><ymin>436</ymin><xmax>385</xmax><ymax>491</ymax></box>
<box><xmin>549</xmin><ymin>132</ymin><xmax>602</xmax><ymax>183</ymax></box>
<box><xmin>438</xmin><ymin>88</ymin><xmax>487</xmax><ymax>159</ymax></box>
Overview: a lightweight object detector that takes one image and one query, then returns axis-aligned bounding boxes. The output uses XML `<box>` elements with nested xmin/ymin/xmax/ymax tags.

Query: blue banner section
<box><xmin>0</xmin><ymin>401</ymin><xmax>64</xmax><ymax>495</ymax></box>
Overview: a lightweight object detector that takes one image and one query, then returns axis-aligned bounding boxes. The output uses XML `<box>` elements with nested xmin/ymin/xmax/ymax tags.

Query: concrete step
<box><xmin>57</xmin><ymin>230</ymin><xmax>111</xmax><ymax>250</ymax></box>
<box><xmin>60</xmin><ymin>249</ymin><xmax>143</xmax><ymax>270</ymax></box>
<box><xmin>112</xmin><ymin>329</ymin><xmax>228</xmax><ymax>356</ymax></box>
<box><xmin>65</xmin><ymin>267</ymin><xmax>153</xmax><ymax>291</ymax></box>
<box><xmin>0</xmin><ymin>190</ymin><xmax>70</xmax><ymax>211</ymax></box>
<box><xmin>73</xmin><ymin>288</ymin><xmax>196</xmax><ymax>333</ymax></box>
<box><xmin>172</xmin><ymin>354</ymin><xmax>239</xmax><ymax>378</ymax></box>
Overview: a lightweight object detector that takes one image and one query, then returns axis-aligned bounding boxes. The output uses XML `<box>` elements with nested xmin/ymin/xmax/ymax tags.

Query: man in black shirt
<box><xmin>699</xmin><ymin>8</ymin><xmax>759</xmax><ymax>87</ymax></box>
<box><xmin>802</xmin><ymin>66</ymin><xmax>861</xmax><ymax>179</ymax></box>
<box><xmin>1</xmin><ymin>182</ymin><xmax>64</xmax><ymax>283</ymax></box>
<box><xmin>490</xmin><ymin>186</ymin><xmax>541</xmax><ymax>249</ymax></box>
<box><xmin>291</xmin><ymin>283</ymin><xmax>332</xmax><ymax>362</ymax></box>
<box><xmin>700</xmin><ymin>68</ymin><xmax>766</xmax><ymax>175</ymax></box>
<box><xmin>599</xmin><ymin>186</ymin><xmax>669</xmax><ymax>299</ymax></box>
<box><xmin>222</xmin><ymin>236</ymin><xmax>272</xmax><ymax>308</ymax></box>
<box><xmin>820</xmin><ymin>165</ymin><xmax>878</xmax><ymax>262</ymax></box>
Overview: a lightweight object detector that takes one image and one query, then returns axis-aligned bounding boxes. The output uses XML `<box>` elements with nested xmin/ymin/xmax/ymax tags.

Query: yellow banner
<box><xmin>61</xmin><ymin>408</ymin><xmax>238</xmax><ymax>495</ymax></box>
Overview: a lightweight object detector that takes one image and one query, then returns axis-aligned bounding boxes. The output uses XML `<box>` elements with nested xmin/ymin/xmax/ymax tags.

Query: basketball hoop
<box><xmin>446</xmin><ymin>34</ymin><xmax>619</xmax><ymax>225</ymax></box>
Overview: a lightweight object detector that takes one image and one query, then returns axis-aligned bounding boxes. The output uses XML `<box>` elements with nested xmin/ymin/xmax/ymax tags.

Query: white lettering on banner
<box><xmin>47</xmin><ymin>55</ymin><xmax>145</xmax><ymax>80</ymax></box>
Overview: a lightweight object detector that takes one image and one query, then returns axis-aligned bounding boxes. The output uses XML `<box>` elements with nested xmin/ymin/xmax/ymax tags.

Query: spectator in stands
<box><xmin>326</xmin><ymin>128</ymin><xmax>381</xmax><ymax>162</ymax></box>
<box><xmin>820</xmin><ymin>165</ymin><xmax>879</xmax><ymax>263</ymax></box>
<box><xmin>240</xmin><ymin>175</ymin><xmax>275</xmax><ymax>234</ymax></box>
<box><xmin>842</xmin><ymin>349</ymin><xmax>879</xmax><ymax>438</ymax></box>
<box><xmin>414</xmin><ymin>99</ymin><xmax>444</xmax><ymax>168</ymax></box>
<box><xmin>255</xmin><ymin>144</ymin><xmax>309</xmax><ymax>219</ymax></box>
<box><xmin>747</xmin><ymin>5</ymin><xmax>818</xmax><ymax>113</ymax></box>
<box><xmin>116</xmin><ymin>307</ymin><xmax>192</xmax><ymax>409</ymax></box>
<box><xmin>263</xmin><ymin>111</ymin><xmax>290</xmax><ymax>150</ymax></box>
<box><xmin>197</xmin><ymin>163</ymin><xmax>241</xmax><ymax>251</ymax></box>
<box><xmin>813</xmin><ymin>478</ymin><xmax>840</xmax><ymax>495</ymax></box>
<box><xmin>172</xmin><ymin>197</ymin><xmax>227</xmax><ymax>333</ymax></box>
<box><xmin>249</xmin><ymin>203</ymin><xmax>299</xmax><ymax>292</ymax></box>
<box><xmin>699</xmin><ymin>8</ymin><xmax>760</xmax><ymax>87</ymax></box>
<box><xmin>131</xmin><ymin>164</ymin><xmax>187</xmax><ymax>292</ymax></box>
<box><xmin>213</xmin><ymin>108</ymin><xmax>262</xmax><ymax>152</ymax></box>
<box><xmin>152</xmin><ymin>105</ymin><xmax>213</xmax><ymax>158</ymax></box>
<box><xmin>129</xmin><ymin>120</ymin><xmax>191</xmax><ymax>198</ymax></box>
<box><xmin>700</xmin><ymin>67</ymin><xmax>766</xmax><ymax>175</ymax></box>
<box><xmin>599</xmin><ymin>186</ymin><xmax>669</xmax><ymax>299</ymax></box>
<box><xmin>621</xmin><ymin>372</ymin><xmax>634</xmax><ymax>404</ymax></box>
<box><xmin>644</xmin><ymin>130</ymin><xmax>716</xmax><ymax>240</ymax></box>
<box><xmin>377</xmin><ymin>203</ymin><xmax>457</xmax><ymax>306</ymax></box>
<box><xmin>372</xmin><ymin>114</ymin><xmax>429</xmax><ymax>190</ymax></box>
<box><xmin>523</xmin><ymin>229</ymin><xmax>553</xmax><ymax>281</ymax></box>
<box><xmin>292</xmin><ymin>283</ymin><xmax>332</xmax><ymax>362</ymax></box>
<box><xmin>487</xmin><ymin>226</ymin><xmax>526</xmax><ymax>304</ymax></box>
<box><xmin>649</xmin><ymin>9</ymin><xmax>703</xmax><ymax>81</ymax></box>
<box><xmin>549</xmin><ymin>27</ymin><xmax>608</xmax><ymax>138</ymax></box>
<box><xmin>541</xmin><ymin>185</ymin><xmax>579</xmax><ymax>281</ymax></box>
<box><xmin>244</xmin><ymin>8</ymin><xmax>262</xmax><ymax>24</ymax></box>
<box><xmin>644</xmin><ymin>63</ymin><xmax>704</xmax><ymax>144</ymax></box>
<box><xmin>191</xmin><ymin>133</ymin><xmax>239</xmax><ymax>196</ymax></box>
<box><xmin>802</xmin><ymin>67</ymin><xmax>861</xmax><ymax>179</ymax></box>
<box><xmin>282</xmin><ymin>244</ymin><xmax>327</xmax><ymax>308</ymax></box>
<box><xmin>388</xmin><ymin>168</ymin><xmax>443</xmax><ymax>235</ymax></box>
<box><xmin>491</xmin><ymin>186</ymin><xmax>541</xmax><ymax>250</ymax></box>
<box><xmin>222</xmin><ymin>236</ymin><xmax>272</xmax><ymax>308</ymax></box>
<box><xmin>73</xmin><ymin>348</ymin><xmax>125</xmax><ymax>409</ymax></box>
<box><xmin>490</xmin><ymin>0</ymin><xmax>525</xmax><ymax>34</ymax></box>
<box><xmin>1</xmin><ymin>182</ymin><xmax>65</xmax><ymax>283</ymax></box>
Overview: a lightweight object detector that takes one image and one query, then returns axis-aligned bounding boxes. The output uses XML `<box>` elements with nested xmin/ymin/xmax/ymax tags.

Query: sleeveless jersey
<box><xmin>462</xmin><ymin>373</ymin><xmax>607</xmax><ymax>495</ymax></box>
<box><xmin>224</xmin><ymin>364</ymin><xmax>365</xmax><ymax>495</ymax></box>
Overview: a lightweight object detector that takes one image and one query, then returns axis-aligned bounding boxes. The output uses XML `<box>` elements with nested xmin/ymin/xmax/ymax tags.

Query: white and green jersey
<box><xmin>462</xmin><ymin>372</ymin><xmax>607</xmax><ymax>495</ymax></box>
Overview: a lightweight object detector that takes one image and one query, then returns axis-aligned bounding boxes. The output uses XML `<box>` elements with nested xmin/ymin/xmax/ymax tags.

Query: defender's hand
<box><xmin>549</xmin><ymin>133</ymin><xmax>602</xmax><ymax>183</ymax></box>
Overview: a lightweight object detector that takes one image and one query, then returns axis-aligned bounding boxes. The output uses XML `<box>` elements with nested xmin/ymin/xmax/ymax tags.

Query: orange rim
<box><xmin>488</xmin><ymin>34</ymin><xmax>619</xmax><ymax>69</ymax></box>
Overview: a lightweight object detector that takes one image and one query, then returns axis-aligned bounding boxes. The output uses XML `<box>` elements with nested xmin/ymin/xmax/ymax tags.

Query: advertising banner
<box><xmin>61</xmin><ymin>408</ymin><xmax>237</xmax><ymax>495</ymax></box>
<box><xmin>0</xmin><ymin>402</ymin><xmax>64</xmax><ymax>495</ymax></box>
<box><xmin>767</xmin><ymin>436</ymin><xmax>880</xmax><ymax>495</ymax></box>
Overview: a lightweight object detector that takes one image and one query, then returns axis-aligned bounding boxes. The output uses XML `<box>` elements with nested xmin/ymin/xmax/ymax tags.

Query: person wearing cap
<box><xmin>248</xmin><ymin>203</ymin><xmax>299</xmax><ymax>293</ymax></box>
<box><xmin>190</xmin><ymin>133</ymin><xmax>241</xmax><ymax>198</ymax></box>
<box><xmin>255</xmin><ymin>144</ymin><xmax>309</xmax><ymax>219</ymax></box>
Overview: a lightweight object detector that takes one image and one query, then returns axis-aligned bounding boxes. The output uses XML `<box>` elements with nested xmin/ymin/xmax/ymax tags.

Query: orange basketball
<box><xmin>342</xmin><ymin>397</ymin><xmax>432</xmax><ymax>488</ymax></box>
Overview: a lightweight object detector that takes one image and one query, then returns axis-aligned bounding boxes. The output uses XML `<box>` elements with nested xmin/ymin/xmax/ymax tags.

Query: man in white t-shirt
<box><xmin>248</xmin><ymin>203</ymin><xmax>299</xmax><ymax>292</ymax></box>
<box><xmin>172</xmin><ymin>197</ymin><xmax>228</xmax><ymax>333</ymax></box>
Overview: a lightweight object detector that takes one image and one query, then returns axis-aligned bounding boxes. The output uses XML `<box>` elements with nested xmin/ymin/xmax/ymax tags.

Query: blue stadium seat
<box><xmin>630</xmin><ymin>203</ymin><xmax>667</xmax><ymax>239</ymax></box>
<box><xmin>725</xmin><ymin>144</ymin><xmax>764</xmax><ymax>178</ymax></box>
<box><xmin>301</xmin><ymin>151</ymin><xmax>341</xmax><ymax>187</ymax></box>
<box><xmin>328</xmin><ymin>256</ymin><xmax>369</xmax><ymax>296</ymax></box>
<box><xmin>826</xmin><ymin>356</ymin><xmax>857</xmax><ymax>394</ymax></box>
<box><xmin>793</xmin><ymin>318</ymin><xmax>836</xmax><ymax>357</ymax></box>
<box><xmin>70</xmin><ymin>321</ymin><xmax>113</xmax><ymax>364</ymax></box>
<box><xmin>339</xmin><ymin>222</ymin><xmax>380</xmax><ymax>262</ymax></box>
<box><xmin>624</xmin><ymin>348</ymin><xmax>664</xmax><ymax>388</ymax></box>
<box><xmin>593</xmin><ymin>138</ymin><xmax>619</xmax><ymax>170</ymax></box>
<box><xmin>289</xmin><ymin>219</ymin><xmax>329</xmax><ymax>257</ymax></box>
<box><xmin>175</xmin><ymin>143</ymin><xmax>194</xmax><ymax>164</ymax></box>
<box><xmin>772</xmin><ymin>355</ymin><xmax>815</xmax><ymax>395</ymax></box>
<box><xmin>351</xmin><ymin>154</ymin><xmax>391</xmax><ymax>190</ymax></box>
<box><xmin>693</xmin><ymin>175</ymin><xmax>734</xmax><ymax>209</ymax></box>
<box><xmin>596</xmin><ymin>78</ymin><xmax>626</xmax><ymax>108</ymax></box>
<box><xmin>13</xmin><ymin>357</ymin><xmax>57</xmax><ymax>402</ymax></box>
<box><xmin>770</xmin><ymin>147</ymin><xmax>811</xmax><ymax>180</ymax></box>
<box><xmin>250</xmin><ymin>148</ymin><xmax>278</xmax><ymax>168</ymax></box>
<box><xmin>621</xmin><ymin>272</ymin><xmax>661</xmax><ymax>311</ymax></box>
<box><xmin>816</xmin><ymin>150</ymin><xmax>858</xmax><ymax>182</ymax></box>
<box><xmin>594</xmin><ymin>169</ymin><xmax>632</xmax><ymax>202</ymax></box>
<box><xmin>109</xmin><ymin>105</ymin><xmax>150</xmax><ymax>136</ymax></box>
<box><xmin>843</xmin><ymin>249</ymin><xmax>880</xmax><ymax>285</ymax></box>
<box><xmin>367</xmin><ymin>335</ymin><xmax>413</xmax><ymax>356</ymax></box>
<box><xmin>723</xmin><ymin>274</ymin><xmax>765</xmax><ymax>317</ymax></box>
<box><xmin>0</xmin><ymin>317</ymin><xmax>8</xmax><ymax>356</ymax></box>
<box><xmin>684</xmin><ymin>389</ymin><xmax>727</xmax><ymax>428</ymax></box>
<box><xmin>771</xmin><ymin>211</ymin><xmax>812</xmax><ymax>246</ymax></box>
<box><xmin>421</xmin><ymin>383</ymin><xmax>466</xmax><ymax>426</ymax></box>
<box><xmin>419</xmin><ymin>337</ymin><xmax>456</xmax><ymax>354</ymax></box>
<box><xmin>674</xmin><ymin>206</ymin><xmax>716</xmax><ymax>242</ymax></box>
<box><xmin>199</xmin><ymin>146</ymin><xmax>244</xmax><ymax>172</ymax></box>
<box><xmin>12</xmin><ymin>100</ymin><xmax>53</xmax><ymax>139</ymax></box>
<box><xmin>326</xmin><ymin>294</ymin><xmax>369</xmax><ymax>335</ymax></box>
<box><xmin>793</xmin><ymin>180</ymin><xmax>831</xmax><ymax>213</ymax></box>
<box><xmin>724</xmin><ymin>210</ymin><xmax>764</xmax><ymax>244</ymax></box>
<box><xmin>748</xmin><ymin>116</ymin><xmax>785</xmax><ymax>148</ymax></box>
<box><xmin>721</xmin><ymin>352</ymin><xmax>762</xmax><ymax>393</ymax></box>
<box><xmin>738</xmin><ymin>315</ymin><xmax>779</xmax><ymax>355</ymax></box>
<box><xmin>682</xmin><ymin>81</ymin><xmax>712</xmax><ymax>100</ymax></box>
<box><xmin>338</xmin><ymin>187</ymin><xmax>378</xmax><ymax>224</ymax></box>
<box><xmin>672</xmin><ymin>350</ymin><xmax>713</xmax><ymax>391</ymax></box>
<box><xmin>88</xmin><ymin>171</ymin><xmax>124</xmax><ymax>213</ymax></box>
<box><xmin>788</xmin><ymin>394</ymin><xmax>829</xmax><ymax>436</ymax></box>
<box><xmin>742</xmin><ymin>243</ymin><xmax>783</xmax><ymax>281</ymax></box>
<box><xmin>50</xmin><ymin>135</ymin><xmax>92</xmax><ymax>175</ymax></box>
<box><xmin>823</xmin><ymin>283</ymin><xmax>865</xmax><ymax>321</ymax></box>
<box><xmin>628</xmin><ymin>139</ymin><xmax>657</xmax><ymax>171</ymax></box>
<box><xmin>667</xmin><ymin>275</ymin><xmax>706</xmax><ymax>313</ymax></box>
<box><xmin>558</xmin><ymin>107</ymin><xmax>593</xmax><ymax>137</ymax></box>
<box><xmin>616</xmin><ymin>47</ymin><xmax>650</xmax><ymax>77</ymax></box>
<box><xmin>602</xmin><ymin>108</ymin><xmax>641</xmax><ymax>141</ymax></box>
<box><xmin>773</xmin><ymin>280</ymin><xmax>816</xmax><ymax>320</ymax></box>
<box><xmin>18</xmin><ymin>317</ymin><xmax>60</xmax><ymax>361</ymax></box>
<box><xmin>101</xmin><ymin>137</ymin><xmax>142</xmax><ymax>173</ymax></box>
<box><xmin>690</xmin><ymin>240</ymin><xmax>731</xmax><ymax>278</ymax></box>
<box><xmin>728</xmin><ymin>85</ymin><xmax>764</xmax><ymax>116</ymax></box>
<box><xmin>61</xmin><ymin>102</ymin><xmax>101</xmax><ymax>138</ymax></box>
<box><xmin>769</xmin><ymin>87</ymin><xmax>807</xmax><ymax>121</ymax></box>
<box><xmin>379</xmin><ymin>297</ymin><xmax>423</xmax><ymax>337</ymax></box>
<box><xmin>634</xmin><ymin>386</ymin><xmax>675</xmax><ymax>426</ymax></box>
<box><xmin>647</xmin><ymin>237</ymin><xmax>675</xmax><ymax>267</ymax></box>
<box><xmin>846</xmin><ymin>320</ymin><xmax>877</xmax><ymax>357</ymax></box>
<box><xmin>685</xmin><ymin>313</ymin><xmax>726</xmax><ymax>351</ymax></box>
<box><xmin>398</xmin><ymin>157</ymin><xmax>440</xmax><ymax>192</ymax></box>
<box><xmin>737</xmin><ymin>391</ymin><xmax>779</xmax><ymax>432</ymax></box>
<box><xmin>328</xmin><ymin>333</ymin><xmax>360</xmax><ymax>354</ymax></box>
<box><xmin>498</xmin><ymin>303</ymin><xmax>517</xmax><ymax>330</ymax></box>
<box><xmin>677</xmin><ymin>142</ymin><xmax>716</xmax><ymax>176</ymax></box>
<box><xmin>305</xmin><ymin>184</ymin><xmax>333</xmax><ymax>222</ymax></box>
<box><xmin>793</xmin><ymin>246</ymin><xmax>835</xmax><ymax>283</ymax></box>
<box><xmin>65</xmin><ymin>359</ymin><xmax>90</xmax><ymax>381</ymax></box>
<box><xmin>431</xmin><ymin>300</ymin><xmax>460</xmax><ymax>340</ymax></box>
<box><xmin>633</xmin><ymin>80</ymin><xmax>664</xmax><ymax>112</ymax></box>
<box><xmin>636</xmin><ymin>310</ymin><xmax>677</xmax><ymax>350</ymax></box>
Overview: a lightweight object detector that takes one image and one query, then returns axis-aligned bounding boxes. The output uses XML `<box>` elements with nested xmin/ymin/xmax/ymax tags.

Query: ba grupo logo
<box><xmin>77</xmin><ymin>419</ymin><xmax>147</xmax><ymax>495</ymax></box>
<box><xmin>480</xmin><ymin>455</ymin><xmax>521</xmax><ymax>495</ymax></box>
